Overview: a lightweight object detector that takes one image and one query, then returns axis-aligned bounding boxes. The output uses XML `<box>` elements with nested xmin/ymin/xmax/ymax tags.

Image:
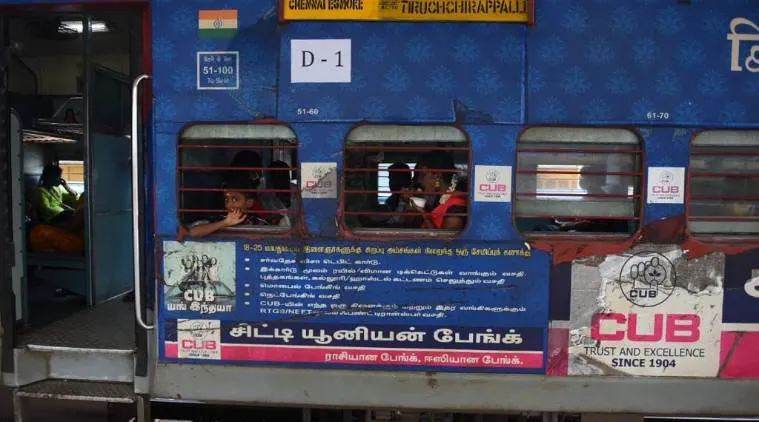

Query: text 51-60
<box><xmin>297</xmin><ymin>108</ymin><xmax>320</xmax><ymax>116</ymax></box>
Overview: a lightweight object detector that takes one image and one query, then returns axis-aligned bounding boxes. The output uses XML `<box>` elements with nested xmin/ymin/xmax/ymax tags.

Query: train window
<box><xmin>59</xmin><ymin>160</ymin><xmax>85</xmax><ymax>193</ymax></box>
<box><xmin>688</xmin><ymin>130</ymin><xmax>759</xmax><ymax>236</ymax></box>
<box><xmin>342</xmin><ymin>125</ymin><xmax>470</xmax><ymax>237</ymax></box>
<box><xmin>514</xmin><ymin>127</ymin><xmax>642</xmax><ymax>237</ymax></box>
<box><xmin>177</xmin><ymin>124</ymin><xmax>299</xmax><ymax>237</ymax></box>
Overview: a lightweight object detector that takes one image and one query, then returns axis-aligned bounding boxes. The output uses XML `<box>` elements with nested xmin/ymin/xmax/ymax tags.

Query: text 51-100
<box><xmin>202</xmin><ymin>66</ymin><xmax>235</xmax><ymax>76</ymax></box>
<box><xmin>646</xmin><ymin>112</ymin><xmax>671</xmax><ymax>120</ymax></box>
<box><xmin>297</xmin><ymin>108</ymin><xmax>320</xmax><ymax>116</ymax></box>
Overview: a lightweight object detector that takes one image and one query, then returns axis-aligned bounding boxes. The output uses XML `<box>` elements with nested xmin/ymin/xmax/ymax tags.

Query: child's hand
<box><xmin>223</xmin><ymin>209</ymin><xmax>247</xmax><ymax>227</ymax></box>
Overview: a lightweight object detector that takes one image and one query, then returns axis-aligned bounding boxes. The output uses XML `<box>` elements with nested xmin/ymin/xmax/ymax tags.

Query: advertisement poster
<box><xmin>567</xmin><ymin>246</ymin><xmax>724</xmax><ymax>377</ymax></box>
<box><xmin>163</xmin><ymin>241</ymin><xmax>236</xmax><ymax>315</ymax></box>
<box><xmin>300</xmin><ymin>162</ymin><xmax>338</xmax><ymax>198</ymax></box>
<box><xmin>177</xmin><ymin>319</ymin><xmax>222</xmax><ymax>360</ymax></box>
<box><xmin>473</xmin><ymin>165</ymin><xmax>512</xmax><ymax>203</ymax></box>
<box><xmin>160</xmin><ymin>240</ymin><xmax>549</xmax><ymax>373</ymax></box>
<box><xmin>647</xmin><ymin>167</ymin><xmax>685</xmax><ymax>204</ymax></box>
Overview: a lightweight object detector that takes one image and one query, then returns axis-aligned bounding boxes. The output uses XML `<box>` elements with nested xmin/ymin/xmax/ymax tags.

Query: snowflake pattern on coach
<box><xmin>527</xmin><ymin>0</ymin><xmax>759</xmax><ymax>125</ymax></box>
<box><xmin>279</xmin><ymin>21</ymin><xmax>525</xmax><ymax>123</ymax></box>
<box><xmin>145</xmin><ymin>0</ymin><xmax>759</xmax><ymax>236</ymax></box>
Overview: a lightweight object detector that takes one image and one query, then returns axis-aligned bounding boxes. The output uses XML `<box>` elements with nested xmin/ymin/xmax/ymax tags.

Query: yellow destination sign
<box><xmin>282</xmin><ymin>0</ymin><xmax>531</xmax><ymax>23</ymax></box>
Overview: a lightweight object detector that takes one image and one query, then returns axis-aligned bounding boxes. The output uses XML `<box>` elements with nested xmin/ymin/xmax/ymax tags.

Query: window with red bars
<box><xmin>341</xmin><ymin>125</ymin><xmax>470</xmax><ymax>236</ymax></box>
<box><xmin>688</xmin><ymin>130</ymin><xmax>759</xmax><ymax>236</ymax></box>
<box><xmin>514</xmin><ymin>127</ymin><xmax>642</xmax><ymax>236</ymax></box>
<box><xmin>177</xmin><ymin>124</ymin><xmax>300</xmax><ymax>237</ymax></box>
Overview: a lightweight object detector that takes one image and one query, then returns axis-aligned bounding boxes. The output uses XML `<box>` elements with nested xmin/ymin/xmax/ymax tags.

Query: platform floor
<box><xmin>18</xmin><ymin>299</ymin><xmax>134</xmax><ymax>350</ymax></box>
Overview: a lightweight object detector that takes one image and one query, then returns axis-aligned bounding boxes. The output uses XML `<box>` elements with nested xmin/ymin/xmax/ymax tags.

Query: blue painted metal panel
<box><xmin>278</xmin><ymin>22</ymin><xmax>525</xmax><ymax>124</ymax></box>
<box><xmin>154</xmin><ymin>123</ymin><xmax>182</xmax><ymax>236</ymax></box>
<box><xmin>641</xmin><ymin>128</ymin><xmax>692</xmax><ymax>225</ymax></box>
<box><xmin>139</xmin><ymin>0</ymin><xmax>759</xmax><ymax>379</ymax></box>
<box><xmin>526</xmin><ymin>0</ymin><xmax>759</xmax><ymax>126</ymax></box>
<box><xmin>152</xmin><ymin>0</ymin><xmax>278</xmax><ymax>123</ymax></box>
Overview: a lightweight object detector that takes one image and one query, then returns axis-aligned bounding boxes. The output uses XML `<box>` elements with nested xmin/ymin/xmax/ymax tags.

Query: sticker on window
<box><xmin>647</xmin><ymin>167</ymin><xmax>685</xmax><ymax>204</ymax></box>
<box><xmin>474</xmin><ymin>165</ymin><xmax>512</xmax><ymax>203</ymax></box>
<box><xmin>301</xmin><ymin>162</ymin><xmax>338</xmax><ymax>198</ymax></box>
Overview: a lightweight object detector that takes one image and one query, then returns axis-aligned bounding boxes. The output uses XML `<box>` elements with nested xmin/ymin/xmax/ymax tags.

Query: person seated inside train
<box><xmin>26</xmin><ymin>164</ymin><xmax>86</xmax><ymax>254</ymax></box>
<box><xmin>227</xmin><ymin>150</ymin><xmax>263</xmax><ymax>187</ymax></box>
<box><xmin>187</xmin><ymin>175</ymin><xmax>269</xmax><ymax>238</ymax></box>
<box><xmin>31</xmin><ymin>164</ymin><xmax>85</xmax><ymax>231</ymax></box>
<box><xmin>63</xmin><ymin>108</ymin><xmax>78</xmax><ymax>124</ymax></box>
<box><xmin>226</xmin><ymin>151</ymin><xmax>294</xmax><ymax>225</ymax></box>
<box><xmin>380</xmin><ymin>162</ymin><xmax>416</xmax><ymax>228</ymax></box>
<box><xmin>558</xmin><ymin>165</ymin><xmax>631</xmax><ymax>233</ymax></box>
<box><xmin>257</xmin><ymin>160</ymin><xmax>300</xmax><ymax>227</ymax></box>
<box><xmin>402</xmin><ymin>151</ymin><xmax>467</xmax><ymax>230</ymax></box>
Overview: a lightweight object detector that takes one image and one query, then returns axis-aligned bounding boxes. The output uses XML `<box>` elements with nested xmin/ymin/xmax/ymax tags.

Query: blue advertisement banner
<box><xmin>158</xmin><ymin>240</ymin><xmax>549</xmax><ymax>373</ymax></box>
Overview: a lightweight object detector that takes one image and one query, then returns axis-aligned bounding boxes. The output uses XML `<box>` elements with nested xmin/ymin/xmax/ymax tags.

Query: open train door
<box><xmin>0</xmin><ymin>14</ymin><xmax>15</xmax><ymax>383</ymax></box>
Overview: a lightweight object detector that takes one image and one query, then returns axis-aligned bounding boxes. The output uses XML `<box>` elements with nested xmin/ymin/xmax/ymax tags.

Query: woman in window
<box><xmin>404</xmin><ymin>151</ymin><xmax>467</xmax><ymax>230</ymax></box>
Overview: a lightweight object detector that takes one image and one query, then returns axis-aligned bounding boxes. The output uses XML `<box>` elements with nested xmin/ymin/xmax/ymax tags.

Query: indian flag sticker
<box><xmin>198</xmin><ymin>9</ymin><xmax>238</xmax><ymax>38</ymax></box>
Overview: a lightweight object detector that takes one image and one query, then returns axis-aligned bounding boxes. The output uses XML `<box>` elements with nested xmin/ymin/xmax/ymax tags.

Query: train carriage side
<box><xmin>147</xmin><ymin>0</ymin><xmax>759</xmax><ymax>418</ymax></box>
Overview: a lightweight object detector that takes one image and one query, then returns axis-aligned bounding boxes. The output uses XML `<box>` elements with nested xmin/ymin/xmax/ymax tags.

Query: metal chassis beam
<box><xmin>151</xmin><ymin>364</ymin><xmax>759</xmax><ymax>416</ymax></box>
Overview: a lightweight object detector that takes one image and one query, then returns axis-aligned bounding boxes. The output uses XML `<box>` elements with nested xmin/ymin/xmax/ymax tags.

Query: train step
<box><xmin>5</xmin><ymin>300</ymin><xmax>135</xmax><ymax>387</ymax></box>
<box><xmin>12</xmin><ymin>379</ymin><xmax>137</xmax><ymax>422</ymax></box>
<box><xmin>15</xmin><ymin>379</ymin><xmax>134</xmax><ymax>403</ymax></box>
<box><xmin>9</xmin><ymin>345</ymin><xmax>134</xmax><ymax>385</ymax></box>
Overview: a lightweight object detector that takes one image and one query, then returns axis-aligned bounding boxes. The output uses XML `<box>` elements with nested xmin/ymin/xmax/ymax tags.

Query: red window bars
<box><xmin>340</xmin><ymin>125</ymin><xmax>470</xmax><ymax>236</ymax></box>
<box><xmin>177</xmin><ymin>124</ymin><xmax>300</xmax><ymax>236</ymax></box>
<box><xmin>514</xmin><ymin>127</ymin><xmax>642</xmax><ymax>236</ymax></box>
<box><xmin>688</xmin><ymin>130</ymin><xmax>759</xmax><ymax>236</ymax></box>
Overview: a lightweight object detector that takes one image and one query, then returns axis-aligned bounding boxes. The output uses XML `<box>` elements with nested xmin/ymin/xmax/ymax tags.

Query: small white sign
<box><xmin>196</xmin><ymin>51</ymin><xmax>240</xmax><ymax>90</ymax></box>
<box><xmin>177</xmin><ymin>319</ymin><xmax>221</xmax><ymax>360</ymax></box>
<box><xmin>301</xmin><ymin>162</ymin><xmax>338</xmax><ymax>199</ymax></box>
<box><xmin>291</xmin><ymin>39</ymin><xmax>352</xmax><ymax>83</ymax></box>
<box><xmin>647</xmin><ymin>167</ymin><xmax>685</xmax><ymax>204</ymax></box>
<box><xmin>473</xmin><ymin>165</ymin><xmax>512</xmax><ymax>203</ymax></box>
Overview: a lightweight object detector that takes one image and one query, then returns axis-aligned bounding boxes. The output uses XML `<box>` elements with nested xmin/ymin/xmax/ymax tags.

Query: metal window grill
<box><xmin>514</xmin><ymin>127</ymin><xmax>642</xmax><ymax>236</ymax></box>
<box><xmin>177</xmin><ymin>124</ymin><xmax>301</xmax><ymax>234</ymax></box>
<box><xmin>688</xmin><ymin>130</ymin><xmax>759</xmax><ymax>236</ymax></box>
<box><xmin>340</xmin><ymin>125</ymin><xmax>470</xmax><ymax>236</ymax></box>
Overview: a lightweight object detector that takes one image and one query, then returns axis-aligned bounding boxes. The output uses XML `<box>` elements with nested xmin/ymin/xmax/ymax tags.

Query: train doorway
<box><xmin>0</xmin><ymin>3</ymin><xmax>150</xmax><ymax>414</ymax></box>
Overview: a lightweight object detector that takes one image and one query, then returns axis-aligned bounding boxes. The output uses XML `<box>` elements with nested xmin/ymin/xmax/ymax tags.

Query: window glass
<box><xmin>343</xmin><ymin>125</ymin><xmax>469</xmax><ymax>235</ymax></box>
<box><xmin>178</xmin><ymin>125</ymin><xmax>299</xmax><ymax>237</ymax></box>
<box><xmin>514</xmin><ymin>127</ymin><xmax>641</xmax><ymax>236</ymax></box>
<box><xmin>59</xmin><ymin>160</ymin><xmax>85</xmax><ymax>193</ymax></box>
<box><xmin>689</xmin><ymin>130</ymin><xmax>759</xmax><ymax>235</ymax></box>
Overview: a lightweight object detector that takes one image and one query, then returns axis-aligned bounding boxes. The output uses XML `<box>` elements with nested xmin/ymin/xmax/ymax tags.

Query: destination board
<box><xmin>282</xmin><ymin>0</ymin><xmax>531</xmax><ymax>23</ymax></box>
